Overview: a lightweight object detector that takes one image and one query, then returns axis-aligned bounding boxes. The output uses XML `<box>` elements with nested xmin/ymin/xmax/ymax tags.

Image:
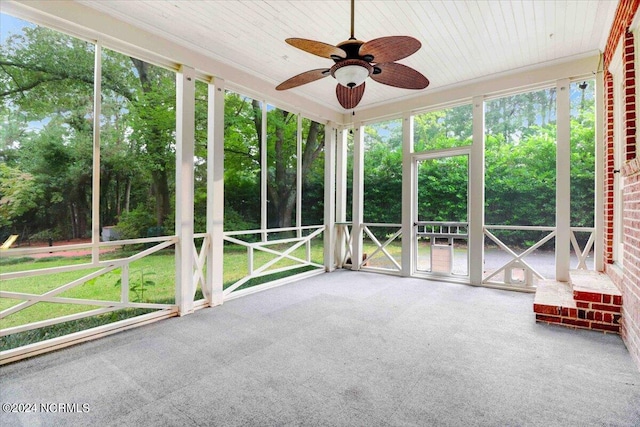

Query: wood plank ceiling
<box><xmin>77</xmin><ymin>0</ymin><xmax>618</xmax><ymax>113</ymax></box>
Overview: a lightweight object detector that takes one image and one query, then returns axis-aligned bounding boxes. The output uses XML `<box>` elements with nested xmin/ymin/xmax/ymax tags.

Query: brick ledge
<box><xmin>621</xmin><ymin>157</ymin><xmax>640</xmax><ymax>177</ymax></box>
<box><xmin>533</xmin><ymin>271</ymin><xmax>622</xmax><ymax>334</ymax></box>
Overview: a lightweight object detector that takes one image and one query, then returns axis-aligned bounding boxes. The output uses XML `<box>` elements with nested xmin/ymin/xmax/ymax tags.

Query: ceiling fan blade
<box><xmin>359</xmin><ymin>36</ymin><xmax>421</xmax><ymax>63</ymax></box>
<box><xmin>336</xmin><ymin>82</ymin><xmax>366</xmax><ymax>109</ymax></box>
<box><xmin>286</xmin><ymin>38</ymin><xmax>347</xmax><ymax>59</ymax></box>
<box><xmin>276</xmin><ymin>69</ymin><xmax>331</xmax><ymax>90</ymax></box>
<box><xmin>370</xmin><ymin>63</ymin><xmax>429</xmax><ymax>89</ymax></box>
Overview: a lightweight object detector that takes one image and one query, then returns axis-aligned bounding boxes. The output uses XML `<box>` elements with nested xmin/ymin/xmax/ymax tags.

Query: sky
<box><xmin>1</xmin><ymin>13</ymin><xmax>33</xmax><ymax>44</ymax></box>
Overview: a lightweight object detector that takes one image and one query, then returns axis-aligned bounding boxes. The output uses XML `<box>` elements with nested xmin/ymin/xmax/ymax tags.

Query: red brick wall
<box><xmin>624</xmin><ymin>31</ymin><xmax>638</xmax><ymax>161</ymax></box>
<box><xmin>603</xmin><ymin>0</ymin><xmax>640</xmax><ymax>371</ymax></box>
<box><xmin>604</xmin><ymin>0</ymin><xmax>640</xmax><ymax>67</ymax></box>
<box><xmin>619</xmin><ymin>168</ymin><xmax>640</xmax><ymax>369</ymax></box>
<box><xmin>605</xmin><ymin>71</ymin><xmax>615</xmax><ymax>264</ymax></box>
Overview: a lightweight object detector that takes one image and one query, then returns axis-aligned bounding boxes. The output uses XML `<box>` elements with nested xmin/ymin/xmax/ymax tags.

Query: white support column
<box><xmin>260</xmin><ymin>102</ymin><xmax>268</xmax><ymax>241</ymax></box>
<box><xmin>91</xmin><ymin>42</ymin><xmax>102</xmax><ymax>264</ymax></box>
<box><xmin>207</xmin><ymin>78</ymin><xmax>225</xmax><ymax>306</ymax></box>
<box><xmin>352</xmin><ymin>123</ymin><xmax>364</xmax><ymax>270</ymax></box>
<box><xmin>335</xmin><ymin>128</ymin><xmax>348</xmax><ymax>267</ymax></box>
<box><xmin>336</xmin><ymin>129</ymin><xmax>348</xmax><ymax>222</ymax></box>
<box><xmin>296</xmin><ymin>114</ymin><xmax>303</xmax><ymax>237</ymax></box>
<box><xmin>324</xmin><ymin>122</ymin><xmax>337</xmax><ymax>272</ymax></box>
<box><xmin>469</xmin><ymin>96</ymin><xmax>485</xmax><ymax>285</ymax></box>
<box><xmin>120</xmin><ymin>264</ymin><xmax>129</xmax><ymax>303</ymax></box>
<box><xmin>556</xmin><ymin>79</ymin><xmax>571</xmax><ymax>282</ymax></box>
<box><xmin>594</xmin><ymin>70</ymin><xmax>605</xmax><ymax>272</ymax></box>
<box><xmin>401</xmin><ymin>112</ymin><xmax>414</xmax><ymax>277</ymax></box>
<box><xmin>175</xmin><ymin>65</ymin><xmax>196</xmax><ymax>316</ymax></box>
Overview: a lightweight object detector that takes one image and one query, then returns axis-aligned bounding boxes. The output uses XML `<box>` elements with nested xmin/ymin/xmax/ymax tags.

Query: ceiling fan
<box><xmin>275</xmin><ymin>0</ymin><xmax>429</xmax><ymax>109</ymax></box>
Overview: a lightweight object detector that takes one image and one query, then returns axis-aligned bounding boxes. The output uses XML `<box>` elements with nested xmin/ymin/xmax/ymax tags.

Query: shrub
<box><xmin>29</xmin><ymin>228</ymin><xmax>63</xmax><ymax>242</ymax></box>
<box><xmin>114</xmin><ymin>207</ymin><xmax>157</xmax><ymax>239</ymax></box>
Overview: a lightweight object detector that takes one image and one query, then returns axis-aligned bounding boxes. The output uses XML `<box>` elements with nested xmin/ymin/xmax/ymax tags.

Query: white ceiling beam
<box><xmin>348</xmin><ymin>52</ymin><xmax>601</xmax><ymax>125</ymax></box>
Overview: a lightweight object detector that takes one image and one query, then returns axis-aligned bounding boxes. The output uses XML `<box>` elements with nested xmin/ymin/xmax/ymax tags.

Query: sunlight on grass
<box><xmin>0</xmin><ymin>297</ymin><xmax>22</xmax><ymax>312</ymax></box>
<box><xmin>363</xmin><ymin>239</ymin><xmax>402</xmax><ymax>269</ymax></box>
<box><xmin>1</xmin><ymin>302</ymin><xmax>103</xmax><ymax>329</ymax></box>
<box><xmin>57</xmin><ymin>268</ymin><xmax>123</xmax><ymax>302</ymax></box>
<box><xmin>2</xmin><ymin>263</ymin><xmax>102</xmax><ymax>298</ymax></box>
<box><xmin>223</xmin><ymin>238</ymin><xmax>324</xmax><ymax>289</ymax></box>
<box><xmin>1</xmin><ymin>239</ymin><xmax>326</xmax><ymax>337</ymax></box>
<box><xmin>0</xmin><ymin>254</ymin><xmax>92</xmax><ymax>273</ymax></box>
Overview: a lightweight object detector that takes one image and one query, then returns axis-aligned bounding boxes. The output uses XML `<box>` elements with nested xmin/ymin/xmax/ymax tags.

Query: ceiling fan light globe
<box><xmin>333</xmin><ymin>64</ymin><xmax>369</xmax><ymax>88</ymax></box>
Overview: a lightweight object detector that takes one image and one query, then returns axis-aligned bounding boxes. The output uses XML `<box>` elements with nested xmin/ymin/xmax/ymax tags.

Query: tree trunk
<box><xmin>262</xmin><ymin>115</ymin><xmax>324</xmax><ymax>229</ymax></box>
<box><xmin>153</xmin><ymin>169</ymin><xmax>170</xmax><ymax>227</ymax></box>
<box><xmin>69</xmin><ymin>203</ymin><xmax>77</xmax><ymax>239</ymax></box>
<box><xmin>125</xmin><ymin>178</ymin><xmax>131</xmax><ymax>213</ymax></box>
<box><xmin>130</xmin><ymin>57</ymin><xmax>172</xmax><ymax>228</ymax></box>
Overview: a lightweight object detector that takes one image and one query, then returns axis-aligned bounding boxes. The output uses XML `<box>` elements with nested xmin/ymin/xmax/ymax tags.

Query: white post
<box><xmin>401</xmin><ymin>112</ymin><xmax>414</xmax><ymax>277</ymax></box>
<box><xmin>120</xmin><ymin>264</ymin><xmax>129</xmax><ymax>303</ymax></box>
<box><xmin>352</xmin><ymin>123</ymin><xmax>364</xmax><ymax>269</ymax></box>
<box><xmin>324</xmin><ymin>123</ymin><xmax>337</xmax><ymax>271</ymax></box>
<box><xmin>594</xmin><ymin>71</ymin><xmax>605</xmax><ymax>272</ymax></box>
<box><xmin>296</xmin><ymin>114</ymin><xmax>303</xmax><ymax>237</ymax></box>
<box><xmin>335</xmin><ymin>129</ymin><xmax>348</xmax><ymax>266</ymax></box>
<box><xmin>175</xmin><ymin>65</ymin><xmax>196</xmax><ymax>315</ymax></box>
<box><xmin>469</xmin><ymin>96</ymin><xmax>485</xmax><ymax>285</ymax></box>
<box><xmin>260</xmin><ymin>102</ymin><xmax>268</xmax><ymax>241</ymax></box>
<box><xmin>207</xmin><ymin>78</ymin><xmax>225</xmax><ymax>306</ymax></box>
<box><xmin>91</xmin><ymin>42</ymin><xmax>102</xmax><ymax>264</ymax></box>
<box><xmin>556</xmin><ymin>79</ymin><xmax>571</xmax><ymax>282</ymax></box>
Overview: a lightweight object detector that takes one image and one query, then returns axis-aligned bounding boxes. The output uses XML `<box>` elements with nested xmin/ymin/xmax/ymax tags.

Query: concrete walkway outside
<box><xmin>1</xmin><ymin>270</ymin><xmax>639</xmax><ymax>426</ymax></box>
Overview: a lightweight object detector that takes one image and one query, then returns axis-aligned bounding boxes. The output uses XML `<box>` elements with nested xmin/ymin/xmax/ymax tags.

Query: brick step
<box><xmin>533</xmin><ymin>271</ymin><xmax>622</xmax><ymax>334</ymax></box>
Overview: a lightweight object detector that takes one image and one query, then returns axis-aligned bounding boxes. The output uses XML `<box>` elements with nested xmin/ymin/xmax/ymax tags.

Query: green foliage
<box><xmin>29</xmin><ymin>228</ymin><xmax>63</xmax><ymax>242</ymax></box>
<box><xmin>266</xmin><ymin>106</ymin><xmax>299</xmax><ymax>227</ymax></box>
<box><xmin>0</xmin><ymin>18</ymin><xmax>175</xmax><ymax>241</ymax></box>
<box><xmin>485</xmin><ymin>125</ymin><xmax>557</xmax><ymax>226</ymax></box>
<box><xmin>0</xmin><ymin>163</ymin><xmax>39</xmax><ymax>228</ymax></box>
<box><xmin>224</xmin><ymin>207</ymin><xmax>259</xmax><ymax>232</ymax></box>
<box><xmin>114</xmin><ymin>206</ymin><xmax>157</xmax><ymax>239</ymax></box>
<box><xmin>0</xmin><ymin>307</ymin><xmax>157</xmax><ymax>352</ymax></box>
<box><xmin>414</xmin><ymin>104</ymin><xmax>473</xmax><ymax>150</ymax></box>
<box><xmin>114</xmin><ymin>268</ymin><xmax>156</xmax><ymax>302</ymax></box>
<box><xmin>363</xmin><ymin>120</ymin><xmax>403</xmax><ymax>223</ymax></box>
<box><xmin>417</xmin><ymin>155</ymin><xmax>468</xmax><ymax>222</ymax></box>
<box><xmin>223</xmin><ymin>92</ymin><xmax>262</xmax><ymax>228</ymax></box>
<box><xmin>0</xmin><ymin>256</ymin><xmax>33</xmax><ymax>266</ymax></box>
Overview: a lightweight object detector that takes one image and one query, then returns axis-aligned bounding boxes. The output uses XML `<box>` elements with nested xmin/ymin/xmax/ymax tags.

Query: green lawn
<box><xmin>362</xmin><ymin>240</ymin><xmax>402</xmax><ymax>269</ymax></box>
<box><xmin>0</xmin><ymin>238</ymin><xmax>325</xmax><ymax>350</ymax></box>
<box><xmin>1</xmin><ymin>238</ymin><xmax>325</xmax><ymax>332</ymax></box>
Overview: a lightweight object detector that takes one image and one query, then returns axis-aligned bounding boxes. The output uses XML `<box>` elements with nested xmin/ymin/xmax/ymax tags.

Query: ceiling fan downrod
<box><xmin>350</xmin><ymin>0</ymin><xmax>355</xmax><ymax>40</ymax></box>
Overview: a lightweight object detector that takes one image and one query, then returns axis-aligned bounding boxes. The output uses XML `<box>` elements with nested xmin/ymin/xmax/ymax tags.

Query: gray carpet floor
<box><xmin>1</xmin><ymin>270</ymin><xmax>639</xmax><ymax>426</ymax></box>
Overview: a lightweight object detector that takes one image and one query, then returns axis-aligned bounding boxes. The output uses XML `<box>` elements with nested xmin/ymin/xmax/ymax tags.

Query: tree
<box><xmin>129</xmin><ymin>58</ymin><xmax>175</xmax><ymax>228</ymax></box>
<box><xmin>0</xmin><ymin>25</ymin><xmax>95</xmax><ymax>238</ymax></box>
<box><xmin>0</xmin><ymin>163</ymin><xmax>39</xmax><ymax>230</ymax></box>
<box><xmin>363</xmin><ymin>120</ymin><xmax>403</xmax><ymax>224</ymax></box>
<box><xmin>265</xmin><ymin>108</ymin><xmax>324</xmax><ymax>228</ymax></box>
<box><xmin>222</xmin><ymin>92</ymin><xmax>262</xmax><ymax>230</ymax></box>
<box><xmin>0</xmin><ymin>21</ymin><xmax>176</xmax><ymax>239</ymax></box>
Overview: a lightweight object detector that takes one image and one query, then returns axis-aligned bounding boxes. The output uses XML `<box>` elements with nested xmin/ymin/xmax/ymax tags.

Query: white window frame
<box><xmin>609</xmin><ymin>41</ymin><xmax>625</xmax><ymax>267</ymax></box>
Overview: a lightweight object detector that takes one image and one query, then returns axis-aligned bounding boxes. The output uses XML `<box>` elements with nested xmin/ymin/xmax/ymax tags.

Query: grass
<box><xmin>0</xmin><ymin>237</ymin><xmax>325</xmax><ymax>350</ymax></box>
<box><xmin>0</xmin><ymin>307</ymin><xmax>158</xmax><ymax>352</ymax></box>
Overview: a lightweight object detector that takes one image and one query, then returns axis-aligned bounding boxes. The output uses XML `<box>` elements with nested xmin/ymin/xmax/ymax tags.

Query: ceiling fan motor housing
<box><xmin>331</xmin><ymin>58</ymin><xmax>373</xmax><ymax>88</ymax></box>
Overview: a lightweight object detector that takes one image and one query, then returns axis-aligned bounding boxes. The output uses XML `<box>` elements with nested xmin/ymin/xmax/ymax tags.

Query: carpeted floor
<box><xmin>1</xmin><ymin>270</ymin><xmax>639</xmax><ymax>426</ymax></box>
